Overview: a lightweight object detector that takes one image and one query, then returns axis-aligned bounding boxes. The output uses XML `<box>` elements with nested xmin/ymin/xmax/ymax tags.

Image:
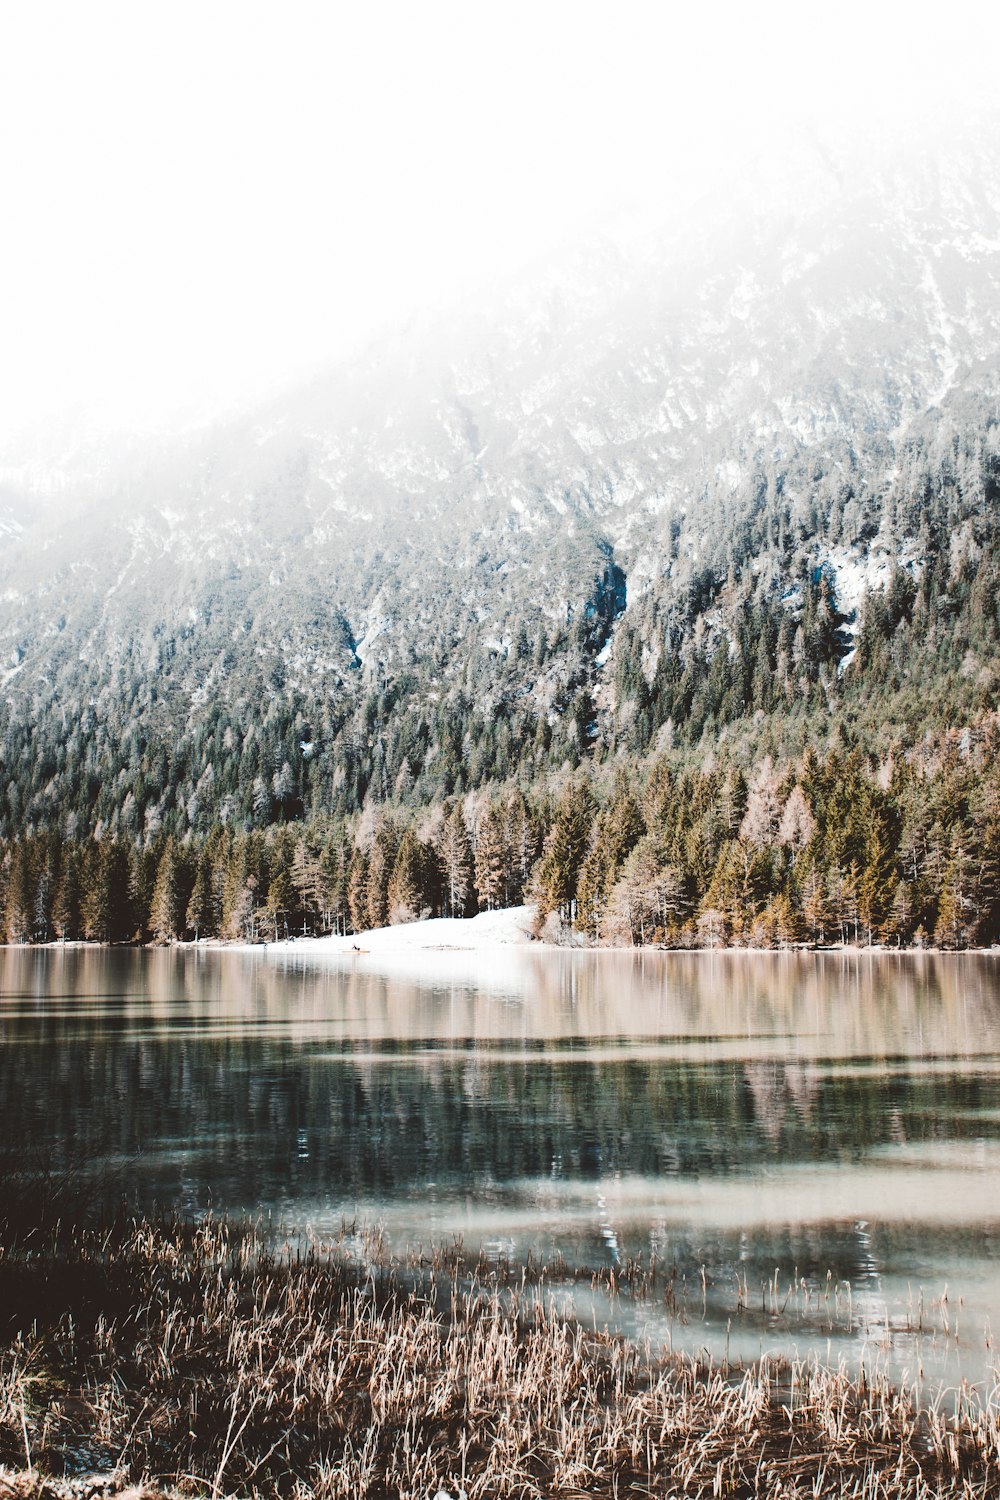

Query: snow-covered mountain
<box><xmin>2</xmin><ymin>124</ymin><xmax>1000</xmax><ymax>836</ymax></box>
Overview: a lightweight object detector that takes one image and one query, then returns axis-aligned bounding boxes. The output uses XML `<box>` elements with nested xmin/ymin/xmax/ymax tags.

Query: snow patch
<box><xmin>816</xmin><ymin>539</ymin><xmax>925</xmax><ymax>673</ymax></box>
<box><xmin>716</xmin><ymin>458</ymin><xmax>744</xmax><ymax>493</ymax></box>
<box><xmin>920</xmin><ymin>255</ymin><xmax>958</xmax><ymax>406</ymax></box>
<box><xmin>355</xmin><ymin>614</ymin><xmax>390</xmax><ymax>664</ymax></box>
<box><xmin>246</xmin><ymin>906</ymin><xmax>538</xmax><ymax>982</ymax></box>
<box><xmin>820</xmin><ymin>540</ymin><xmax>923</xmax><ymax>620</ymax></box>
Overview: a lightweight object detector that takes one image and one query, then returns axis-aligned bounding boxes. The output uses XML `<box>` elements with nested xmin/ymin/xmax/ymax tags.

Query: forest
<box><xmin>4</xmin><ymin>722</ymin><xmax>999</xmax><ymax>949</ymax></box>
<box><xmin>2</xmin><ymin>396</ymin><xmax>1000</xmax><ymax>845</ymax></box>
<box><xmin>3</xmin><ymin>386</ymin><xmax>1000</xmax><ymax>953</ymax></box>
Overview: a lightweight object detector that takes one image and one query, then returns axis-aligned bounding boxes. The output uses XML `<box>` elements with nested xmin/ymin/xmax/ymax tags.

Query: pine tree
<box><xmin>702</xmin><ymin>839</ymin><xmax>768</xmax><ymax>943</ymax></box>
<box><xmin>934</xmin><ymin>842</ymin><xmax>977</xmax><ymax>949</ymax></box>
<box><xmin>150</xmin><ymin>839</ymin><xmax>183</xmax><ymax>942</ymax></box>
<box><xmin>387</xmin><ymin>829</ymin><xmax>426</xmax><ymax>923</ymax></box>
<box><xmin>883</xmin><ymin>880</ymin><xmax>914</xmax><ymax>947</ymax></box>
<box><xmin>752</xmin><ymin>892</ymin><xmax>801</xmax><ymax>948</ymax></box>
<box><xmin>290</xmin><ymin>840</ymin><xmax>325</xmax><ymax>930</ymax></box>
<box><xmin>84</xmin><ymin>838</ymin><xmax>135</xmax><ymax>943</ymax></box>
<box><xmin>607</xmin><ymin>838</ymin><xmax>687</xmax><ymax>945</ymax></box>
<box><xmin>222</xmin><ymin>838</ymin><xmax>251</xmax><ymax>939</ymax></box>
<box><xmin>858</xmin><ymin>821</ymin><xmax>897</xmax><ymax>943</ymax></box>
<box><xmin>474</xmin><ymin>804</ymin><xmax>507</xmax><ymax>911</ymax></box>
<box><xmin>52</xmin><ymin>848</ymin><xmax>83</xmax><ymax>942</ymax></box>
<box><xmin>798</xmin><ymin>862</ymin><xmax>828</xmax><ymax>944</ymax></box>
<box><xmin>32</xmin><ymin>838</ymin><xmax>56</xmax><ymax>942</ymax></box>
<box><xmin>366</xmin><ymin>819</ymin><xmax>399</xmax><ymax>930</ymax></box>
<box><xmin>264</xmin><ymin>866</ymin><xmax>296</xmax><ymax>940</ymax></box>
<box><xmin>696</xmin><ymin>906</ymin><xmax>728</xmax><ymax>947</ymax></box>
<box><xmin>533</xmin><ymin>778</ymin><xmax>596</xmax><ymax>922</ymax></box>
<box><xmin>437</xmin><ymin>805</ymin><xmax>473</xmax><ymax>917</ymax></box>
<box><xmin>4</xmin><ymin>843</ymin><xmax>32</xmax><ymax>943</ymax></box>
<box><xmin>576</xmin><ymin>788</ymin><xmax>645</xmax><ymax>940</ymax></box>
<box><xmin>827</xmin><ymin>864</ymin><xmax>860</xmax><ymax>944</ymax></box>
<box><xmin>576</xmin><ymin>838</ymin><xmax>615</xmax><ymax>942</ymax></box>
<box><xmin>778</xmin><ymin>785</ymin><xmax>816</xmax><ymax>854</ymax></box>
<box><xmin>186</xmin><ymin>855</ymin><xmax>216</xmax><ymax>940</ymax></box>
<box><xmin>320</xmin><ymin>833</ymin><xmax>352</xmax><ymax>934</ymax></box>
<box><xmin>504</xmin><ymin>791</ymin><xmax>539</xmax><ymax>905</ymax></box>
<box><xmin>347</xmin><ymin>849</ymin><xmax>370</xmax><ymax>933</ymax></box>
<box><xmin>272</xmin><ymin>760</ymin><xmax>297</xmax><ymax>817</ymax></box>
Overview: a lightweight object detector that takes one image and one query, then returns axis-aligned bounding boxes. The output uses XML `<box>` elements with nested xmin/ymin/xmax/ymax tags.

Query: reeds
<box><xmin>1</xmin><ymin>1215</ymin><xmax>999</xmax><ymax>1499</ymax></box>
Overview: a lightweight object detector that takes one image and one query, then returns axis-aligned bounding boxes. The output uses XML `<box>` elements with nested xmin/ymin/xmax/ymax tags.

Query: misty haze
<box><xmin>3</xmin><ymin>4</ymin><xmax>1000</xmax><ymax>1496</ymax></box>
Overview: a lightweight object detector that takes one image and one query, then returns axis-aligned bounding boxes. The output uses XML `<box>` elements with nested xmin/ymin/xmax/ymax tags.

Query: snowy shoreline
<box><xmin>220</xmin><ymin>907</ymin><xmax>1000</xmax><ymax>963</ymax></box>
<box><xmin>10</xmin><ymin>903</ymin><xmax>1000</xmax><ymax>959</ymax></box>
<box><xmin>230</xmin><ymin>903</ymin><xmax>540</xmax><ymax>956</ymax></box>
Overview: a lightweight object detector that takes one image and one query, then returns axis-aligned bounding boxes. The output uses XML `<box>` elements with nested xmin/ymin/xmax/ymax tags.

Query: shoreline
<box><xmin>2</xmin><ymin>1212</ymin><xmax>999</xmax><ymax>1500</ymax></box>
<box><xmin>8</xmin><ymin>901</ymin><xmax>1000</xmax><ymax>963</ymax></box>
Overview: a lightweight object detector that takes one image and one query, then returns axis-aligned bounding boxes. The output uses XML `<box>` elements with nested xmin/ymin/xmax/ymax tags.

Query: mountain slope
<box><xmin>2</xmin><ymin>127</ymin><xmax>1000</xmax><ymax>838</ymax></box>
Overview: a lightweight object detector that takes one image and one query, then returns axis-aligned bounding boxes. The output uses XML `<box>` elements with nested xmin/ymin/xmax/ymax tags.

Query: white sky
<box><xmin>0</xmin><ymin>0</ymin><xmax>996</xmax><ymax>443</ymax></box>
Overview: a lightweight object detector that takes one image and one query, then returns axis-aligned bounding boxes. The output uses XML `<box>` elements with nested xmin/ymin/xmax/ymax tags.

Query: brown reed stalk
<box><xmin>1</xmin><ymin>1216</ymin><xmax>999</xmax><ymax>1499</ymax></box>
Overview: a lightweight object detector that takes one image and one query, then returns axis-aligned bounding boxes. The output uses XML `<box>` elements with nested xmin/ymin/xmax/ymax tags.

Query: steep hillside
<box><xmin>2</xmin><ymin>128</ymin><xmax>1000</xmax><ymax>840</ymax></box>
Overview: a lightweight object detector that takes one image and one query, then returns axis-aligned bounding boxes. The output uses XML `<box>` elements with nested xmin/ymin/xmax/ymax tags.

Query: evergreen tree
<box><xmin>222</xmin><ymin>837</ymin><xmax>253</xmax><ymax>939</ymax></box>
<box><xmin>186</xmin><ymin>854</ymin><xmax>216</xmax><ymax>940</ymax></box>
<box><xmin>934</xmin><ymin>841</ymin><xmax>978</xmax><ymax>948</ymax></box>
<box><xmin>84</xmin><ymin>838</ymin><xmax>135</xmax><ymax>943</ymax></box>
<box><xmin>883</xmin><ymin>880</ymin><xmax>914</xmax><ymax>947</ymax></box>
<box><xmin>474</xmin><ymin>803</ymin><xmax>507</xmax><ymax>911</ymax></box>
<box><xmin>438</xmin><ymin>805</ymin><xmax>473</xmax><ymax>917</ymax></box>
<box><xmin>4</xmin><ymin>843</ymin><xmax>32</xmax><ymax>943</ymax></box>
<box><xmin>347</xmin><ymin>848</ymin><xmax>370</xmax><ymax>933</ymax></box>
<box><xmin>533</xmin><ymin>778</ymin><xmax>597</xmax><ymax>922</ymax></box>
<box><xmin>827</xmin><ymin>864</ymin><xmax>860</xmax><ymax>944</ymax></box>
<box><xmin>857</xmin><ymin>819</ymin><xmax>898</xmax><ymax>944</ymax></box>
<box><xmin>150</xmin><ymin>838</ymin><xmax>184</xmax><ymax>942</ymax></box>
<box><xmin>366</xmin><ymin>819</ymin><xmax>399</xmax><ymax>929</ymax></box>
<box><xmin>32</xmin><ymin>838</ymin><xmax>56</xmax><ymax>942</ymax></box>
<box><xmin>320</xmin><ymin>833</ymin><xmax>352</xmax><ymax>934</ymax></box>
<box><xmin>798</xmin><ymin>861</ymin><xmax>828</xmax><ymax>944</ymax></box>
<box><xmin>264</xmin><ymin>865</ymin><xmax>296</xmax><ymax>940</ymax></box>
<box><xmin>777</xmin><ymin>785</ymin><xmax>816</xmax><ymax>855</ymax></box>
<box><xmin>387</xmin><ymin>829</ymin><xmax>426</xmax><ymax>923</ymax></box>
<box><xmin>52</xmin><ymin>847</ymin><xmax>83</xmax><ymax>942</ymax></box>
<box><xmin>739</xmin><ymin>757</ymin><xmax>784</xmax><ymax>847</ymax></box>
<box><xmin>751</xmin><ymin>891</ymin><xmax>801</xmax><ymax>948</ymax></box>
<box><xmin>504</xmin><ymin>790</ymin><xmax>539</xmax><ymax>905</ymax></box>
<box><xmin>576</xmin><ymin>787</ymin><xmax>645</xmax><ymax>940</ymax></box>
<box><xmin>290</xmin><ymin>840</ymin><xmax>325</xmax><ymax>931</ymax></box>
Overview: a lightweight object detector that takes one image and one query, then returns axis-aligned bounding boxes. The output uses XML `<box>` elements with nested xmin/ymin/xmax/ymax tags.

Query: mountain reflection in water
<box><xmin>2</xmin><ymin>944</ymin><xmax>1000</xmax><ymax>1386</ymax></box>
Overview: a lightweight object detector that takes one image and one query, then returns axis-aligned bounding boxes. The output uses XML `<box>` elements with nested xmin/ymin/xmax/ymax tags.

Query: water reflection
<box><xmin>2</xmin><ymin>945</ymin><xmax>1000</xmax><ymax>1384</ymax></box>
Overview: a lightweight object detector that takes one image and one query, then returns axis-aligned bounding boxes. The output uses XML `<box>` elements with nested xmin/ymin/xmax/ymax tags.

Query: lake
<box><xmin>3</xmin><ymin>942</ymin><xmax>1000</xmax><ymax>1387</ymax></box>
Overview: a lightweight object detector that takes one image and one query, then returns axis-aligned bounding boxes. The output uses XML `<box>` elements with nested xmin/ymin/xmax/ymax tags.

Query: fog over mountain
<box><xmin>2</xmin><ymin>122</ymin><xmax>1000</xmax><ymax>839</ymax></box>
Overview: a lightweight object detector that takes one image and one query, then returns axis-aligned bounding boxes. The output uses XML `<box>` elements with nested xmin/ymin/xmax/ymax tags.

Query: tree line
<box><xmin>5</xmin><ymin>731</ymin><xmax>1000</xmax><ymax>949</ymax></box>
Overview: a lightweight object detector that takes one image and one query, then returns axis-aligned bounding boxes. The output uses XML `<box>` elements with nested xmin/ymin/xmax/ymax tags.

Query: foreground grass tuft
<box><xmin>1</xmin><ymin>1215</ymin><xmax>999</xmax><ymax>1498</ymax></box>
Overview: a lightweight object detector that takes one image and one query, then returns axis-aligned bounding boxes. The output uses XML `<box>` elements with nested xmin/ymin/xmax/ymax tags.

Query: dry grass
<box><xmin>1</xmin><ymin>1215</ymin><xmax>999</xmax><ymax>1499</ymax></box>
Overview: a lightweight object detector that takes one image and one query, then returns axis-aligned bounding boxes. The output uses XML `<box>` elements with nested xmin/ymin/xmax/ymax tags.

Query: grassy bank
<box><xmin>1</xmin><ymin>1216</ymin><xmax>999</xmax><ymax>1499</ymax></box>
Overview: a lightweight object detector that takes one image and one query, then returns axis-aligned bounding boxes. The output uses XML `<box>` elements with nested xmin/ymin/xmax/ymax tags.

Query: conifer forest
<box><xmin>5</xmin><ymin>131</ymin><xmax>1000</xmax><ymax>952</ymax></box>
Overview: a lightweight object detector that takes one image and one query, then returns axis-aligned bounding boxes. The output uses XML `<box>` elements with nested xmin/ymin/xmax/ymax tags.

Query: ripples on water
<box><xmin>2</xmin><ymin>943</ymin><xmax>1000</xmax><ymax>1387</ymax></box>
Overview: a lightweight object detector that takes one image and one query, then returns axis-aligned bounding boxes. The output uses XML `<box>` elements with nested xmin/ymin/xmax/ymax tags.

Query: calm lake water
<box><xmin>3</xmin><ymin>942</ymin><xmax>1000</xmax><ymax>1387</ymax></box>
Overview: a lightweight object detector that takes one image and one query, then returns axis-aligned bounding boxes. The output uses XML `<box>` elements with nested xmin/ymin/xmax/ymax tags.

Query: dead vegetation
<box><xmin>1</xmin><ymin>1215</ymin><xmax>1000</xmax><ymax>1499</ymax></box>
